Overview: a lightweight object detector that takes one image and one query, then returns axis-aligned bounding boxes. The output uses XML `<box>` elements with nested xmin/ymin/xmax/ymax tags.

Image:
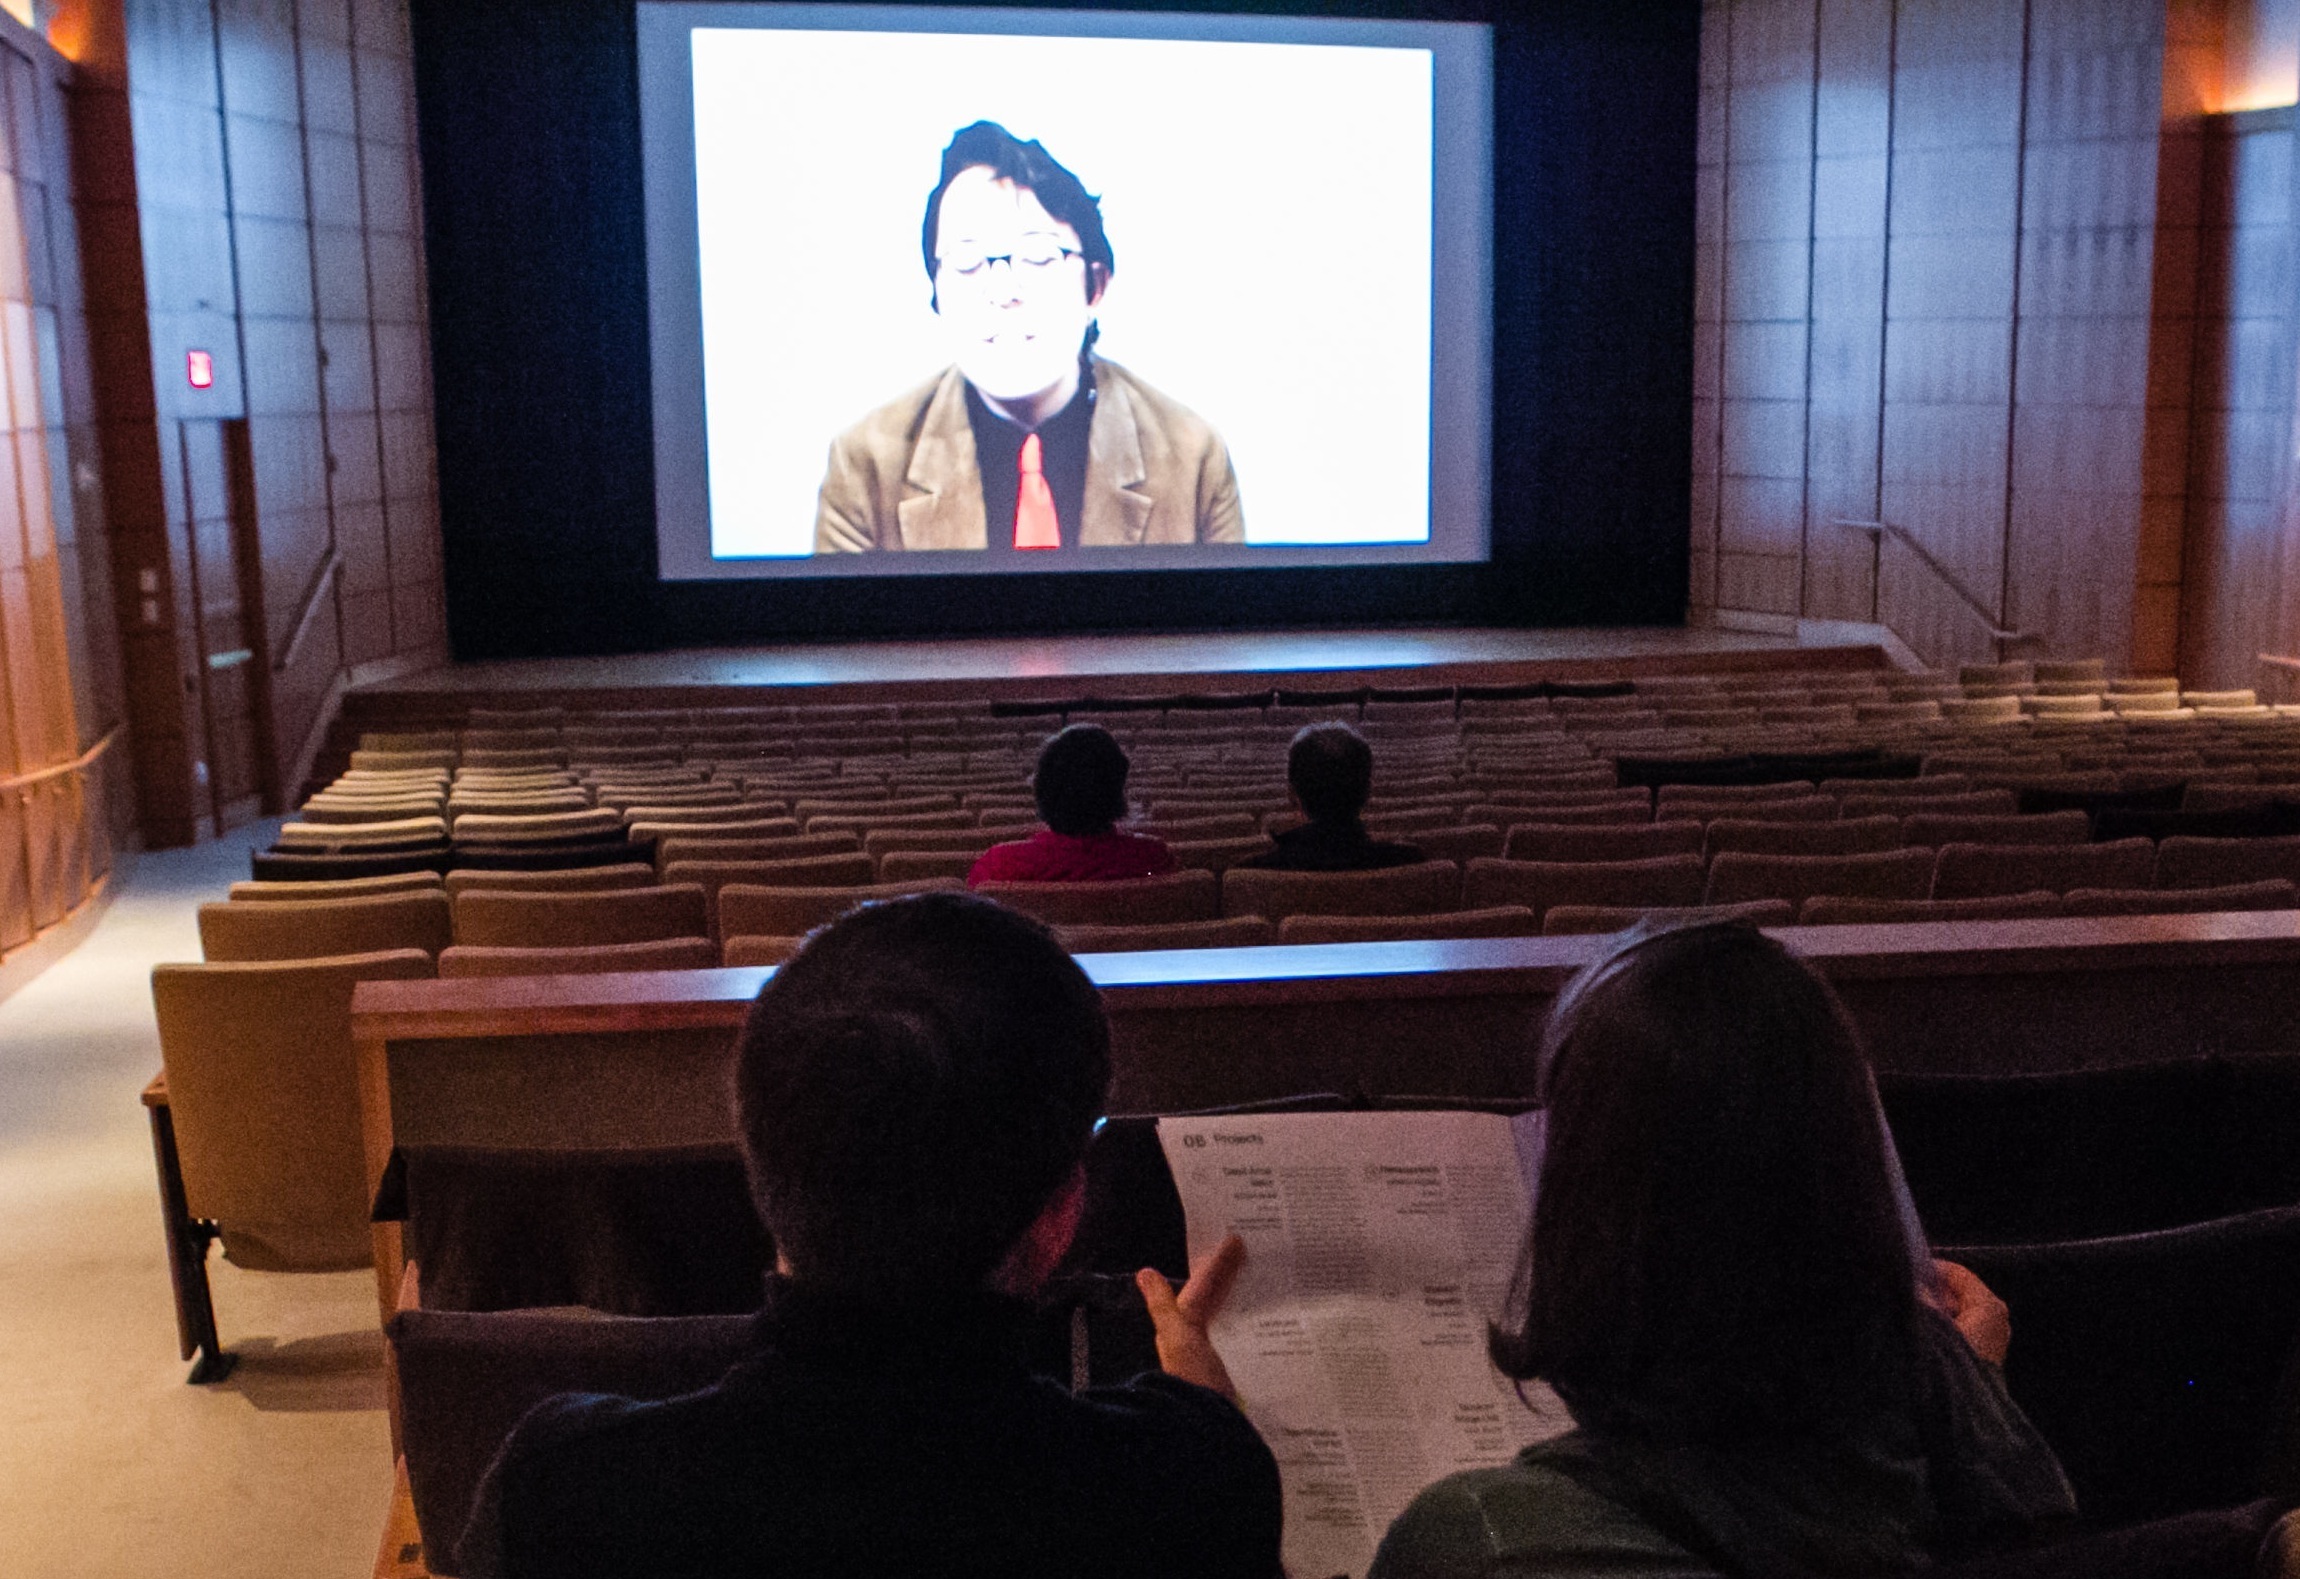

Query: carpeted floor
<box><xmin>0</xmin><ymin>824</ymin><xmax>391</xmax><ymax>1577</ymax></box>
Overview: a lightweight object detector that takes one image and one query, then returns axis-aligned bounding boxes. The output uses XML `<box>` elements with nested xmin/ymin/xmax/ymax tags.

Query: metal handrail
<box><xmin>1831</xmin><ymin>519</ymin><xmax>2040</xmax><ymax>647</ymax></box>
<box><xmin>0</xmin><ymin>724</ymin><xmax>121</xmax><ymax>794</ymax></box>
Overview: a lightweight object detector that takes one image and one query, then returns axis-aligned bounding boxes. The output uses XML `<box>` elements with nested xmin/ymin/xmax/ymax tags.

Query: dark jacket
<box><xmin>459</xmin><ymin>1277</ymin><xmax>1281</xmax><ymax>1579</ymax></box>
<box><xmin>1236</xmin><ymin>818</ymin><xmax>1427</xmax><ymax>873</ymax></box>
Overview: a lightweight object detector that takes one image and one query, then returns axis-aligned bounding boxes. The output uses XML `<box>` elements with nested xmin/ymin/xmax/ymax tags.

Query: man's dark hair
<box><xmin>734</xmin><ymin>892</ymin><xmax>1110</xmax><ymax>1300</ymax></box>
<box><xmin>922</xmin><ymin>120</ymin><xmax>1113</xmax><ymax>328</ymax></box>
<box><xmin>1491</xmin><ymin>920</ymin><xmax>1925</xmax><ymax>1446</ymax></box>
<box><xmin>1033</xmin><ymin>723</ymin><xmax>1131</xmax><ymax>836</ymax></box>
<box><xmin>1288</xmin><ymin>723</ymin><xmax>1376</xmax><ymax>825</ymax></box>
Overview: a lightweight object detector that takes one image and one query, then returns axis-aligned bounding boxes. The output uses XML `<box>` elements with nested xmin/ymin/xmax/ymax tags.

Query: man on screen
<box><xmin>814</xmin><ymin>121</ymin><xmax>1245</xmax><ymax>553</ymax></box>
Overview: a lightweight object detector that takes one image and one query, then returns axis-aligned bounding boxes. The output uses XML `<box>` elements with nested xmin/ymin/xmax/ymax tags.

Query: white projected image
<box><xmin>688</xmin><ymin>25</ymin><xmax>1436</xmax><ymax>559</ymax></box>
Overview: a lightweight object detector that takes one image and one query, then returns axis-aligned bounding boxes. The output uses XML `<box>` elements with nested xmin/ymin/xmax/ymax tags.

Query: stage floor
<box><xmin>358</xmin><ymin>621</ymin><xmax>1903</xmax><ymax>706</ymax></box>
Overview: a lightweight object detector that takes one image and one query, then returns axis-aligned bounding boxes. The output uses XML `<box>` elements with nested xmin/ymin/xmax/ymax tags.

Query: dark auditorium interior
<box><xmin>3</xmin><ymin>0</ymin><xmax>2300</xmax><ymax>1572</ymax></box>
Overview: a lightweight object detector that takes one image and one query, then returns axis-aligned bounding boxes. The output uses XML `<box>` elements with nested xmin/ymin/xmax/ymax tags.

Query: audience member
<box><xmin>1237</xmin><ymin>722</ymin><xmax>1425</xmax><ymax>871</ymax></box>
<box><xmin>967</xmin><ymin>723</ymin><xmax>1177</xmax><ymax>884</ymax></box>
<box><xmin>1371</xmin><ymin>919</ymin><xmax>2077</xmax><ymax>1579</ymax></box>
<box><xmin>459</xmin><ymin>893</ymin><xmax>1277</xmax><ymax>1578</ymax></box>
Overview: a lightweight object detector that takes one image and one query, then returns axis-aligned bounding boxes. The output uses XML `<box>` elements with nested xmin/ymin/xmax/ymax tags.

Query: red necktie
<box><xmin>1015</xmin><ymin>432</ymin><xmax>1059</xmax><ymax>550</ymax></box>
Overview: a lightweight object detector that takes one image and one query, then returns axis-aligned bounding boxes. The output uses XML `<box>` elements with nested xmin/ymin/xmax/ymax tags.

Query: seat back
<box><xmin>722</xmin><ymin>935</ymin><xmax>802</xmax><ymax>966</ymax></box>
<box><xmin>660</xmin><ymin>854</ymin><xmax>880</xmax><ymax>930</ymax></box>
<box><xmin>450</xmin><ymin>884</ymin><xmax>709</xmax><ymax>948</ymax></box>
<box><xmin>878</xmin><ymin>849</ymin><xmax>983</xmax><ymax>883</ymax></box>
<box><xmin>1900</xmin><ymin>810</ymin><xmax>2091</xmax><ymax>847</ymax></box>
<box><xmin>1277</xmin><ymin>905</ymin><xmax>1540</xmax><ymax>944</ymax></box>
<box><xmin>1503</xmin><ymin>820</ymin><xmax>1703</xmax><ymax>863</ymax></box>
<box><xmin>1541</xmin><ymin>899</ymin><xmax>1794</xmax><ymax>935</ymax></box>
<box><xmin>2156</xmin><ymin>834</ymin><xmax>2300</xmax><ymax>890</ymax></box>
<box><xmin>716</xmin><ymin>876</ymin><xmax>966</xmax><ymax>938</ymax></box>
<box><xmin>1931</xmin><ymin>838</ymin><xmax>2157</xmax><ymax>899</ymax></box>
<box><xmin>978</xmin><ymin>869</ymin><xmax>1223</xmax><ymax>927</ymax></box>
<box><xmin>651</xmin><ymin>832</ymin><xmax>860</xmax><ymax>866</ymax></box>
<box><xmin>436</xmin><ymin>937</ymin><xmax>723</xmax><ymax>977</ymax></box>
<box><xmin>198</xmin><ymin>891</ymin><xmax>453</xmax><ymax>961</ymax></box>
<box><xmin>152</xmin><ymin>949</ymin><xmax>435</xmax><ymax>1268</ymax></box>
<box><xmin>1797</xmin><ymin>892</ymin><xmax>2065</xmax><ymax>925</ymax></box>
<box><xmin>1219</xmin><ymin>860</ymin><xmax>1460</xmax><ymax>921</ymax></box>
<box><xmin>1703</xmin><ymin>848</ymin><xmax>1936</xmax><ymax>907</ymax></box>
<box><xmin>2060</xmin><ymin>880</ymin><xmax>2300</xmax><ymax>917</ymax></box>
<box><xmin>1703</xmin><ymin>815</ymin><xmax>1904</xmax><ymax>858</ymax></box>
<box><xmin>1460</xmin><ymin>854</ymin><xmax>1707</xmax><ymax>920</ymax></box>
<box><xmin>1053</xmin><ymin>916</ymin><xmax>1280</xmax><ymax>952</ymax></box>
<box><xmin>1838</xmin><ymin>789</ymin><xmax>2019</xmax><ymax>819</ymax></box>
<box><xmin>226</xmin><ymin>872</ymin><xmax>444</xmax><ymax>903</ymax></box>
<box><xmin>442</xmin><ymin>863</ymin><xmax>657</xmax><ymax>897</ymax></box>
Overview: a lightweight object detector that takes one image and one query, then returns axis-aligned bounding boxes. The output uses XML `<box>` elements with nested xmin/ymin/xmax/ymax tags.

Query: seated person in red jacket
<box><xmin>968</xmin><ymin>723</ymin><xmax>1177</xmax><ymax>885</ymax></box>
<box><xmin>1237</xmin><ymin>722</ymin><xmax>1426</xmax><ymax>872</ymax></box>
<box><xmin>458</xmin><ymin>892</ymin><xmax>1278</xmax><ymax>1579</ymax></box>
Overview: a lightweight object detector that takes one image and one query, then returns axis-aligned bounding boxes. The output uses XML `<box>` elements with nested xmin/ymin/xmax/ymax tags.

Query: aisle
<box><xmin>0</xmin><ymin>824</ymin><xmax>391</xmax><ymax>1577</ymax></box>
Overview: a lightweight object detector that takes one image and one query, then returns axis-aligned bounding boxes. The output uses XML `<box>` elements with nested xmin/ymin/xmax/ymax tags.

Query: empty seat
<box><xmin>1540</xmin><ymin>898</ymin><xmax>1795</xmax><ymax>935</ymax></box>
<box><xmin>435</xmin><ymin>938</ymin><xmax>723</xmax><ymax>977</ymax></box>
<box><xmin>1461</xmin><ymin>855</ymin><xmax>1706</xmax><ymax>920</ymax></box>
<box><xmin>1929</xmin><ymin>838</ymin><xmax>2155</xmax><ymax>899</ymax></box>
<box><xmin>226</xmin><ymin>872</ymin><xmax>444</xmax><ymax>903</ymax></box>
<box><xmin>275</xmin><ymin>815</ymin><xmax>449</xmax><ymax>851</ymax></box>
<box><xmin>1473</xmin><ymin>800</ymin><xmax>1651</xmax><ymax>828</ymax></box>
<box><xmin>1665</xmin><ymin>794</ymin><xmax>1841</xmax><ymax>823</ymax></box>
<box><xmin>1167</xmin><ymin>835</ymin><xmax>1286</xmax><ymax>874</ymax></box>
<box><xmin>442</xmin><ymin>863</ymin><xmax>657</xmax><ymax>897</ymax></box>
<box><xmin>1703</xmin><ymin>815</ymin><xmax>1903</xmax><ymax>858</ymax></box>
<box><xmin>2156</xmin><ymin>834</ymin><xmax>2300</xmax><ymax>891</ymax></box>
<box><xmin>661</xmin><ymin>854</ymin><xmax>880</xmax><ymax>930</ymax></box>
<box><xmin>654</xmin><ymin>833</ymin><xmax>867</xmax><ymax>867</ymax></box>
<box><xmin>1219</xmin><ymin>861</ymin><xmax>1460</xmax><ymax>921</ymax></box>
<box><xmin>717</xmin><ymin>877</ymin><xmax>967</xmax><ymax>938</ymax></box>
<box><xmin>1410</xmin><ymin>825</ymin><xmax>1505</xmax><ymax>864</ymax></box>
<box><xmin>2059</xmin><ymin>880</ymin><xmax>2300</xmax><ymax>917</ymax></box>
<box><xmin>1938</xmin><ymin>696</ymin><xmax>2024</xmax><ymax>725</ymax></box>
<box><xmin>978</xmin><ymin>870</ymin><xmax>1224</xmax><ymax>927</ymax></box>
<box><xmin>722</xmin><ymin>936</ymin><xmax>802</xmax><ymax>966</ymax></box>
<box><xmin>1054</xmin><ymin>916</ymin><xmax>1280</xmax><ymax>952</ymax></box>
<box><xmin>1838</xmin><ymin>789</ymin><xmax>2018</xmax><ymax>820</ymax></box>
<box><xmin>1277</xmin><ymin>905</ymin><xmax>1540</xmax><ymax>944</ymax></box>
<box><xmin>450</xmin><ymin>885</ymin><xmax>710</xmax><ymax>949</ymax></box>
<box><xmin>878</xmin><ymin>850</ymin><xmax>983</xmax><ymax>883</ymax></box>
<box><xmin>1797</xmin><ymin>892</ymin><xmax>2065</xmax><ymax>925</ymax></box>
<box><xmin>1900</xmin><ymin>810</ymin><xmax>2091</xmax><ymax>848</ymax></box>
<box><xmin>198</xmin><ymin>891</ymin><xmax>453</xmax><ymax>961</ymax></box>
<box><xmin>1703</xmin><ymin>849</ymin><xmax>1936</xmax><ymax>908</ymax></box>
<box><xmin>1653</xmin><ymin>780</ymin><xmax>1818</xmax><ymax>811</ymax></box>
<box><xmin>1504</xmin><ymin>820</ymin><xmax>1703</xmax><ymax>863</ymax></box>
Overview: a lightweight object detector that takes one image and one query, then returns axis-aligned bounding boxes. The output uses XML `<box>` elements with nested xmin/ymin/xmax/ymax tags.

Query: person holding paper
<box><xmin>458</xmin><ymin>893</ymin><xmax>1277</xmax><ymax>1579</ymax></box>
<box><xmin>1370</xmin><ymin>919</ymin><xmax>2078</xmax><ymax>1579</ymax></box>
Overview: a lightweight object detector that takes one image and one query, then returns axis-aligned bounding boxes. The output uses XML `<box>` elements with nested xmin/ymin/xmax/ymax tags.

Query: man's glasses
<box><xmin>939</xmin><ymin>238</ymin><xmax>1083</xmax><ymax>279</ymax></box>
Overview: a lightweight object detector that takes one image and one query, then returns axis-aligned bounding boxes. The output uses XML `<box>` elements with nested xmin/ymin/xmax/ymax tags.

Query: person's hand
<box><xmin>1929</xmin><ymin>1258</ymin><xmax>2011</xmax><ymax>1366</ymax></box>
<box><xmin>1137</xmin><ymin>1233</ymin><xmax>1247</xmax><ymax>1400</ymax></box>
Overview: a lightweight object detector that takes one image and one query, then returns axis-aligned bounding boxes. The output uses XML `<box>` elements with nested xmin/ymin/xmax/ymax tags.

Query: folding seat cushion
<box><xmin>2059</xmin><ymin>881</ymin><xmax>2300</xmax><ymax>917</ymax></box>
<box><xmin>1054</xmin><ymin>916</ymin><xmax>1280</xmax><ymax>952</ymax></box>
<box><xmin>443</xmin><ymin>863</ymin><xmax>658</xmax><ymax>897</ymax></box>
<box><xmin>1798</xmin><ymin>891</ymin><xmax>2066</xmax><ymax>925</ymax></box>
<box><xmin>1931</xmin><ymin>838</ymin><xmax>2157</xmax><ymax>898</ymax></box>
<box><xmin>716</xmin><ymin>876</ymin><xmax>967</xmax><ymax>938</ymax></box>
<box><xmin>1504</xmin><ymin>820</ymin><xmax>1703</xmax><ymax>863</ymax></box>
<box><xmin>1540</xmin><ymin>899</ymin><xmax>1794</xmax><ymax>936</ymax></box>
<box><xmin>1460</xmin><ymin>855</ymin><xmax>1706</xmax><ymax>921</ymax></box>
<box><xmin>1703</xmin><ymin>815</ymin><xmax>1903</xmax><ymax>859</ymax></box>
<box><xmin>1838</xmin><ymin>788</ymin><xmax>2017</xmax><ymax>820</ymax></box>
<box><xmin>1703</xmin><ymin>848</ymin><xmax>1935</xmax><ymax>908</ymax></box>
<box><xmin>1901</xmin><ymin>810</ymin><xmax>2091</xmax><ymax>847</ymax></box>
<box><xmin>436</xmin><ymin>937</ymin><xmax>723</xmax><ymax>977</ymax></box>
<box><xmin>199</xmin><ymin>891</ymin><xmax>453</xmax><ymax>961</ymax></box>
<box><xmin>153</xmin><ymin>949</ymin><xmax>436</xmax><ymax>1269</ymax></box>
<box><xmin>1272</xmin><ymin>905</ymin><xmax>1538</xmax><ymax>944</ymax></box>
<box><xmin>450</xmin><ymin>885</ymin><xmax>710</xmax><ymax>949</ymax></box>
<box><xmin>228</xmin><ymin>872</ymin><xmax>444</xmax><ymax>903</ymax></box>
<box><xmin>1218</xmin><ymin>861</ymin><xmax>1460</xmax><ymax>922</ymax></box>
<box><xmin>2155</xmin><ymin>834</ymin><xmax>2300</xmax><ymax>891</ymax></box>
<box><xmin>979</xmin><ymin>870</ymin><xmax>1223</xmax><ymax>927</ymax></box>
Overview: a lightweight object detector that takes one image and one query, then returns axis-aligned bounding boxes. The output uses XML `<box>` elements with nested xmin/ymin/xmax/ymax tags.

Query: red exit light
<box><xmin>186</xmin><ymin>349</ymin><xmax>214</xmax><ymax>389</ymax></box>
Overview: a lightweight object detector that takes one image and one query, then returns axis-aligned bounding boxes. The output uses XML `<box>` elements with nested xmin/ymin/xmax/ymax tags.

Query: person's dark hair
<box><xmin>734</xmin><ymin>892</ymin><xmax>1110</xmax><ymax>1300</ymax></box>
<box><xmin>1492</xmin><ymin>919</ymin><xmax>1925</xmax><ymax>1445</ymax></box>
<box><xmin>1033</xmin><ymin>723</ymin><xmax>1132</xmax><ymax>836</ymax></box>
<box><xmin>1288</xmin><ymin>723</ymin><xmax>1375</xmax><ymax>824</ymax></box>
<box><xmin>921</xmin><ymin>120</ymin><xmax>1113</xmax><ymax>340</ymax></box>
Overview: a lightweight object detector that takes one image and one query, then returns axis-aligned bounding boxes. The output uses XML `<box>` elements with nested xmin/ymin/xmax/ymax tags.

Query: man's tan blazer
<box><xmin>813</xmin><ymin>358</ymin><xmax>1245</xmax><ymax>552</ymax></box>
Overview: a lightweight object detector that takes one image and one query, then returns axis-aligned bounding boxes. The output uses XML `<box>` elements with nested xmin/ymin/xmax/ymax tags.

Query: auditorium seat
<box><xmin>1277</xmin><ymin>905</ymin><xmax>1540</xmax><ymax>944</ymax></box>
<box><xmin>1664</xmin><ymin>793</ymin><xmax>1840</xmax><ymax>823</ymax></box>
<box><xmin>1899</xmin><ymin>810</ymin><xmax>2091</xmax><ymax>848</ymax></box>
<box><xmin>1219</xmin><ymin>861</ymin><xmax>1460</xmax><ymax>922</ymax></box>
<box><xmin>296</xmin><ymin>795</ymin><xmax>447</xmax><ymax>824</ymax></box>
<box><xmin>979</xmin><ymin>870</ymin><xmax>1223</xmax><ymax>927</ymax></box>
<box><xmin>2059</xmin><ymin>881</ymin><xmax>2300</xmax><ymax>917</ymax></box>
<box><xmin>654</xmin><ymin>833</ymin><xmax>866</xmax><ymax>867</ymax></box>
<box><xmin>1166</xmin><ymin>835</ymin><xmax>1282</xmax><ymax>873</ymax></box>
<box><xmin>198</xmin><ymin>891</ymin><xmax>454</xmax><ymax>961</ymax></box>
<box><xmin>1703</xmin><ymin>849</ymin><xmax>1935</xmax><ymax>908</ymax></box>
<box><xmin>716</xmin><ymin>877</ymin><xmax>966</xmax><ymax>939</ymax></box>
<box><xmin>1461</xmin><ymin>854</ymin><xmax>1707</xmax><ymax>920</ymax></box>
<box><xmin>1703</xmin><ymin>814</ymin><xmax>1904</xmax><ymax>858</ymax></box>
<box><xmin>1476</xmin><ymin>799</ymin><xmax>1652</xmax><ymax>829</ymax></box>
<box><xmin>2156</xmin><ymin>835</ymin><xmax>2300</xmax><ymax>890</ymax></box>
<box><xmin>276</xmin><ymin>815</ymin><xmax>450</xmax><ymax>852</ymax></box>
<box><xmin>805</xmin><ymin>807</ymin><xmax>978</xmax><ymax>836</ymax></box>
<box><xmin>617</xmin><ymin>803</ymin><xmax>791</xmax><ymax>829</ymax></box>
<box><xmin>1054</xmin><ymin>916</ymin><xmax>1279</xmax><ymax>952</ymax></box>
<box><xmin>1797</xmin><ymin>892</ymin><xmax>2066</xmax><ymax>924</ymax></box>
<box><xmin>1838</xmin><ymin>788</ymin><xmax>2019</xmax><ymax>820</ymax></box>
<box><xmin>441</xmin><ymin>864</ymin><xmax>657</xmax><ymax>897</ymax></box>
<box><xmin>1136</xmin><ymin>812</ymin><xmax>1257</xmax><ymax>840</ymax></box>
<box><xmin>661</xmin><ymin>854</ymin><xmax>879</xmax><ymax>928</ymax></box>
<box><xmin>1503</xmin><ymin>820</ymin><xmax>1704</xmax><ymax>863</ymax></box>
<box><xmin>1540</xmin><ymin>898</ymin><xmax>1795</xmax><ymax>935</ymax></box>
<box><xmin>1410</xmin><ymin>825</ymin><xmax>1505</xmax><ymax>864</ymax></box>
<box><xmin>1653</xmin><ymin>780</ymin><xmax>1818</xmax><ymax>810</ymax></box>
<box><xmin>878</xmin><ymin>850</ymin><xmax>982</xmax><ymax>882</ymax></box>
<box><xmin>449</xmin><ymin>885</ymin><xmax>710</xmax><ymax>949</ymax></box>
<box><xmin>436</xmin><ymin>938</ymin><xmax>722</xmax><ymax>977</ymax></box>
<box><xmin>721</xmin><ymin>935</ymin><xmax>801</xmax><ymax>966</ymax></box>
<box><xmin>148</xmin><ymin>948</ymin><xmax>436</xmax><ymax>1379</ymax></box>
<box><xmin>226</xmin><ymin>872</ymin><xmax>444</xmax><ymax>903</ymax></box>
<box><xmin>1931</xmin><ymin>839</ymin><xmax>2157</xmax><ymax>899</ymax></box>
